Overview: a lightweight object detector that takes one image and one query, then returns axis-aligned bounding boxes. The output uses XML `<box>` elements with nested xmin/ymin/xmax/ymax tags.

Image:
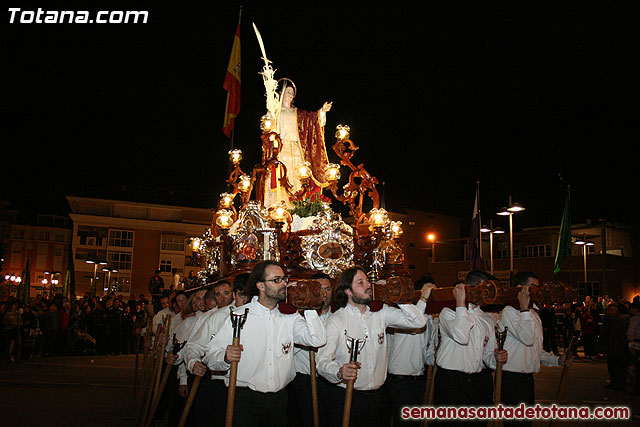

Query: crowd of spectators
<box><xmin>2</xmin><ymin>285</ymin><xmax>639</xmax><ymax>394</ymax></box>
<box><xmin>539</xmin><ymin>294</ymin><xmax>640</xmax><ymax>393</ymax></box>
<box><xmin>0</xmin><ymin>291</ymin><xmax>164</xmax><ymax>363</ymax></box>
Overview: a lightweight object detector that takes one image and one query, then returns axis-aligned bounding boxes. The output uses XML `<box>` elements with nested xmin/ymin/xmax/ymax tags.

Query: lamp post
<box><xmin>574</xmin><ymin>235</ymin><xmax>594</xmax><ymax>284</ymax></box>
<box><xmin>480</xmin><ymin>221</ymin><xmax>504</xmax><ymax>276</ymax></box>
<box><xmin>497</xmin><ymin>196</ymin><xmax>525</xmax><ymax>281</ymax></box>
<box><xmin>102</xmin><ymin>266</ymin><xmax>119</xmax><ymax>294</ymax></box>
<box><xmin>86</xmin><ymin>259</ymin><xmax>107</xmax><ymax>298</ymax></box>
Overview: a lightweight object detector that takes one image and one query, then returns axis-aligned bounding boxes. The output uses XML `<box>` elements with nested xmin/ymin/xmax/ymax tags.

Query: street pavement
<box><xmin>0</xmin><ymin>352</ymin><xmax>638</xmax><ymax>426</ymax></box>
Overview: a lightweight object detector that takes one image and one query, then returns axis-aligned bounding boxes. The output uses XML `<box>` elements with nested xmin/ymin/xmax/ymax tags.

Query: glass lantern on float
<box><xmin>215</xmin><ymin>209</ymin><xmax>234</xmax><ymax>234</ymax></box>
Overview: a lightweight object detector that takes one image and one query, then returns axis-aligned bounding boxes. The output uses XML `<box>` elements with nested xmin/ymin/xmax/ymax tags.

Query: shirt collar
<box><xmin>250</xmin><ymin>296</ymin><xmax>278</xmax><ymax>316</ymax></box>
<box><xmin>345</xmin><ymin>303</ymin><xmax>369</xmax><ymax>316</ymax></box>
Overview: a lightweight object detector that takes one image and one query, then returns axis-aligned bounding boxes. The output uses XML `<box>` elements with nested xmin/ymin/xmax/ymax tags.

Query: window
<box><xmin>109</xmin><ymin>230</ymin><xmax>134</xmax><ymax>248</ymax></box>
<box><xmin>160</xmin><ymin>259</ymin><xmax>172</xmax><ymax>273</ymax></box>
<box><xmin>75</xmin><ymin>248</ymin><xmax>107</xmax><ymax>261</ymax></box>
<box><xmin>522</xmin><ymin>244</ymin><xmax>551</xmax><ymax>258</ymax></box>
<box><xmin>161</xmin><ymin>235</ymin><xmax>185</xmax><ymax>252</ymax></box>
<box><xmin>107</xmin><ymin>251</ymin><xmax>132</xmax><ymax>271</ymax></box>
<box><xmin>108</xmin><ymin>273</ymin><xmax>131</xmax><ymax>294</ymax></box>
<box><xmin>12</xmin><ymin>228</ymin><xmax>25</xmax><ymax>239</ymax></box>
<box><xmin>77</xmin><ymin>226</ymin><xmax>108</xmax><ymax>246</ymax></box>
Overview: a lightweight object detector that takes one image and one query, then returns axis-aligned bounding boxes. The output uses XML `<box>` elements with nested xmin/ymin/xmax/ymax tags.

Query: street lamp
<box><xmin>86</xmin><ymin>259</ymin><xmax>107</xmax><ymax>298</ymax></box>
<box><xmin>101</xmin><ymin>266</ymin><xmax>119</xmax><ymax>293</ymax></box>
<box><xmin>427</xmin><ymin>232</ymin><xmax>436</xmax><ymax>269</ymax></box>
<box><xmin>574</xmin><ymin>235</ymin><xmax>594</xmax><ymax>283</ymax></box>
<box><xmin>497</xmin><ymin>196</ymin><xmax>525</xmax><ymax>280</ymax></box>
<box><xmin>480</xmin><ymin>221</ymin><xmax>504</xmax><ymax>275</ymax></box>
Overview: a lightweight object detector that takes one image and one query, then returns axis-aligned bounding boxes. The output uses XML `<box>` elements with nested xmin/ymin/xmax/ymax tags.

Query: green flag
<box><xmin>21</xmin><ymin>258</ymin><xmax>31</xmax><ymax>305</ymax></box>
<box><xmin>554</xmin><ymin>195</ymin><xmax>572</xmax><ymax>274</ymax></box>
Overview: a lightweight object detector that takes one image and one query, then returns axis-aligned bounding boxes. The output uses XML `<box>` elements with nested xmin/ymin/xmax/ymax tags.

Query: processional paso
<box><xmin>177</xmin><ymin>22</ymin><xmax>580</xmax><ymax>427</ymax></box>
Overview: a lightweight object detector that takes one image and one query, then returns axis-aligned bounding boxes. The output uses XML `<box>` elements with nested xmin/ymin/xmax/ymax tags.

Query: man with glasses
<box><xmin>202</xmin><ymin>261</ymin><xmax>327</xmax><ymax>427</ymax></box>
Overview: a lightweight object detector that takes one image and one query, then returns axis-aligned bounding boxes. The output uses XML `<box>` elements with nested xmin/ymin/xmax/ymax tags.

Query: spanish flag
<box><xmin>223</xmin><ymin>23</ymin><xmax>241</xmax><ymax>138</ymax></box>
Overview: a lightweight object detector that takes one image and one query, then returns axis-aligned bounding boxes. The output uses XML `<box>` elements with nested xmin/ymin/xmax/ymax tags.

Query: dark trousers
<box><xmin>233</xmin><ymin>387</ymin><xmax>288</xmax><ymax>427</ymax></box>
<box><xmin>325</xmin><ymin>383</ymin><xmax>387</xmax><ymax>427</ymax></box>
<box><xmin>388</xmin><ymin>373</ymin><xmax>426</xmax><ymax>425</ymax></box>
<box><xmin>433</xmin><ymin>367</ymin><xmax>493</xmax><ymax>426</ymax></box>
<box><xmin>607</xmin><ymin>357</ymin><xmax>628</xmax><ymax>389</ymax></box>
<box><xmin>193</xmin><ymin>375</ymin><xmax>226</xmax><ymax>427</ymax></box>
<box><xmin>291</xmin><ymin>373</ymin><xmax>332</xmax><ymax>427</ymax></box>
<box><xmin>501</xmin><ymin>371</ymin><xmax>534</xmax><ymax>427</ymax></box>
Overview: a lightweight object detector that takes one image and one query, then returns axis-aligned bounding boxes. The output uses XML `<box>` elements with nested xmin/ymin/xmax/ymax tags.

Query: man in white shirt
<box><xmin>201</xmin><ymin>261</ymin><xmax>326</xmax><ymax>427</ymax></box>
<box><xmin>499</xmin><ymin>272</ymin><xmax>570</xmax><ymax>426</ymax></box>
<box><xmin>316</xmin><ymin>266</ymin><xmax>430</xmax><ymax>427</ymax></box>
<box><xmin>292</xmin><ymin>272</ymin><xmax>334</xmax><ymax>427</ymax></box>
<box><xmin>387</xmin><ymin>275</ymin><xmax>437</xmax><ymax>426</ymax></box>
<box><xmin>183</xmin><ymin>276</ymin><xmax>248</xmax><ymax>426</ymax></box>
<box><xmin>434</xmin><ymin>270</ymin><xmax>508</xmax><ymax>427</ymax></box>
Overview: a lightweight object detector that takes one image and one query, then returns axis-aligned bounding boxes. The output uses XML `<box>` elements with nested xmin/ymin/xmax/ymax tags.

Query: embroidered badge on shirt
<box><xmin>378</xmin><ymin>333</ymin><xmax>384</xmax><ymax>345</ymax></box>
<box><xmin>282</xmin><ymin>341</ymin><xmax>292</xmax><ymax>354</ymax></box>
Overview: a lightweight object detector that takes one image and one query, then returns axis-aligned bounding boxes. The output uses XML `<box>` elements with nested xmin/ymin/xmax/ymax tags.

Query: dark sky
<box><xmin>5</xmin><ymin>1</ymin><xmax>638</xmax><ymax>232</ymax></box>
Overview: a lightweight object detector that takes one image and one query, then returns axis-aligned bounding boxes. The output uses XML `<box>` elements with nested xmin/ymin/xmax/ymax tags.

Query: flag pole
<box><xmin>477</xmin><ymin>181</ymin><xmax>482</xmax><ymax>262</ymax></box>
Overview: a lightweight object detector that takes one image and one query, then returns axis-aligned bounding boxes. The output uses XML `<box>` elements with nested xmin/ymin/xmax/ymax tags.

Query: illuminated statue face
<box><xmin>282</xmin><ymin>86</ymin><xmax>295</xmax><ymax>107</ymax></box>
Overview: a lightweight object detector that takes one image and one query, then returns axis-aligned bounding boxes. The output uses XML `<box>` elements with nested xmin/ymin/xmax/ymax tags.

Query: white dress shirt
<box><xmin>387</xmin><ymin>300</ymin><xmax>436</xmax><ymax>376</ymax></box>
<box><xmin>294</xmin><ymin>309</ymin><xmax>333</xmax><ymax>375</ymax></box>
<box><xmin>498</xmin><ymin>306</ymin><xmax>560</xmax><ymax>373</ymax></box>
<box><xmin>436</xmin><ymin>304</ymin><xmax>498</xmax><ymax>373</ymax></box>
<box><xmin>202</xmin><ymin>297</ymin><xmax>326</xmax><ymax>393</ymax></box>
<box><xmin>316</xmin><ymin>302</ymin><xmax>426</xmax><ymax>390</ymax></box>
<box><xmin>183</xmin><ymin>304</ymin><xmax>236</xmax><ymax>378</ymax></box>
<box><xmin>152</xmin><ymin>307</ymin><xmax>174</xmax><ymax>334</ymax></box>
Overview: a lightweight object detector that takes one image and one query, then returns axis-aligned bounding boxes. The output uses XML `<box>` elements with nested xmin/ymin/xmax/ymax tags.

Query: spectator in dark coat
<box><xmin>599</xmin><ymin>304</ymin><xmax>630</xmax><ymax>390</ymax></box>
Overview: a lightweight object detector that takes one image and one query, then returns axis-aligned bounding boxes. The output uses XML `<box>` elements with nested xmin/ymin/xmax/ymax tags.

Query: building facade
<box><xmin>67</xmin><ymin>196</ymin><xmax>211</xmax><ymax>298</ymax></box>
<box><xmin>1</xmin><ymin>212</ymin><xmax>73</xmax><ymax>299</ymax></box>
<box><xmin>431</xmin><ymin>221</ymin><xmax>639</xmax><ymax>301</ymax></box>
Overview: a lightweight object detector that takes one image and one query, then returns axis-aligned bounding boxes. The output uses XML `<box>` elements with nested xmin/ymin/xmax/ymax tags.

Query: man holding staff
<box><xmin>316</xmin><ymin>266</ymin><xmax>431</xmax><ymax>427</ymax></box>
<box><xmin>201</xmin><ymin>260</ymin><xmax>326</xmax><ymax>427</ymax></box>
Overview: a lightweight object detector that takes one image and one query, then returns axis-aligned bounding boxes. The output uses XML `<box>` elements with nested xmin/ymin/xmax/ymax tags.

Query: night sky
<box><xmin>5</xmin><ymin>2</ymin><xmax>638</xmax><ymax>233</ymax></box>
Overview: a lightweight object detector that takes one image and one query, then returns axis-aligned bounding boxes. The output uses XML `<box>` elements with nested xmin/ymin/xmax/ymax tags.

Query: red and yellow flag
<box><xmin>223</xmin><ymin>23</ymin><xmax>241</xmax><ymax>138</ymax></box>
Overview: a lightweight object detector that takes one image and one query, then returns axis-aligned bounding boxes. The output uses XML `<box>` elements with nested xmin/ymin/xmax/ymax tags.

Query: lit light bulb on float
<box><xmin>326</xmin><ymin>164</ymin><xmax>341</xmax><ymax>182</ymax></box>
<box><xmin>215</xmin><ymin>209</ymin><xmax>234</xmax><ymax>233</ymax></box>
<box><xmin>390</xmin><ymin>221</ymin><xmax>403</xmax><ymax>238</ymax></box>
<box><xmin>219</xmin><ymin>192</ymin><xmax>234</xmax><ymax>209</ymax></box>
<box><xmin>335</xmin><ymin>124</ymin><xmax>350</xmax><ymax>140</ymax></box>
<box><xmin>238</xmin><ymin>175</ymin><xmax>252</xmax><ymax>193</ymax></box>
<box><xmin>297</xmin><ymin>162</ymin><xmax>312</xmax><ymax>180</ymax></box>
<box><xmin>228</xmin><ymin>149</ymin><xmax>242</xmax><ymax>165</ymax></box>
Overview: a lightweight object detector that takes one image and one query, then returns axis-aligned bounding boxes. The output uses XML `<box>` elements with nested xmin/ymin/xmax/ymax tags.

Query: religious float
<box><xmin>187</xmin><ymin>25</ymin><xmax>576</xmax><ymax>312</ymax></box>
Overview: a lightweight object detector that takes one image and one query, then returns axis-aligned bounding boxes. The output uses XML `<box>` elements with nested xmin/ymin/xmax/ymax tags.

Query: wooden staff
<box><xmin>137</xmin><ymin>317</ymin><xmax>153</xmax><ymax>402</ymax></box>
<box><xmin>146</xmin><ymin>333</ymin><xmax>186</xmax><ymax>427</ymax></box>
<box><xmin>422</xmin><ymin>321</ymin><xmax>439</xmax><ymax>427</ymax></box>
<box><xmin>178</xmin><ymin>372</ymin><xmax>202</xmax><ymax>427</ymax></box>
<box><xmin>309</xmin><ymin>349</ymin><xmax>320</xmax><ymax>427</ymax></box>
<box><xmin>490</xmin><ymin>326</ymin><xmax>508</xmax><ymax>427</ymax></box>
<box><xmin>134</xmin><ymin>324</ymin><xmax>141</xmax><ymax>397</ymax></box>
<box><xmin>136</xmin><ymin>321</ymin><xmax>164</xmax><ymax>426</ymax></box>
<box><xmin>140</xmin><ymin>315</ymin><xmax>170</xmax><ymax>427</ymax></box>
<box><xmin>550</xmin><ymin>333</ymin><xmax>578</xmax><ymax>427</ymax></box>
<box><xmin>342</xmin><ymin>335</ymin><xmax>364</xmax><ymax>427</ymax></box>
<box><xmin>152</xmin><ymin>315</ymin><xmax>172</xmax><ymax>399</ymax></box>
<box><xmin>226</xmin><ymin>307</ymin><xmax>249</xmax><ymax>427</ymax></box>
